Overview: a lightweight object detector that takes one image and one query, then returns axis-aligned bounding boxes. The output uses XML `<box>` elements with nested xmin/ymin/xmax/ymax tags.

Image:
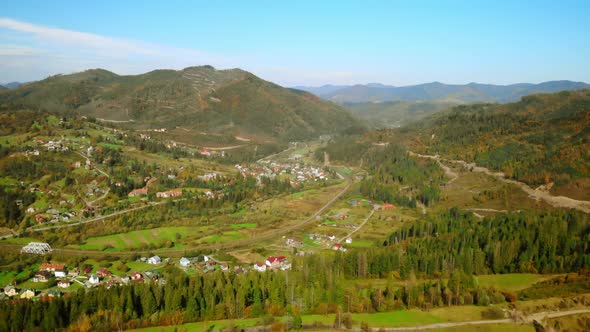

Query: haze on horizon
<box><xmin>1</xmin><ymin>0</ymin><xmax>589</xmax><ymax>87</ymax></box>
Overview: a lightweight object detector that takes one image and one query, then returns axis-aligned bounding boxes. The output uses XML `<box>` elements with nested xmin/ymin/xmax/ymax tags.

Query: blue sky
<box><xmin>1</xmin><ymin>0</ymin><xmax>589</xmax><ymax>86</ymax></box>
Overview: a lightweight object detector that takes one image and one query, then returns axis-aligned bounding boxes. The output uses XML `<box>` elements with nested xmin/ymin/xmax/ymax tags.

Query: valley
<box><xmin>0</xmin><ymin>86</ymin><xmax>589</xmax><ymax>331</ymax></box>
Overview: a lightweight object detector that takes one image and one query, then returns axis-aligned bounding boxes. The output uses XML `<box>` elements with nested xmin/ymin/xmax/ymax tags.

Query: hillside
<box><xmin>0</xmin><ymin>66</ymin><xmax>360</xmax><ymax>143</ymax></box>
<box><xmin>297</xmin><ymin>80</ymin><xmax>590</xmax><ymax>104</ymax></box>
<box><xmin>408</xmin><ymin>89</ymin><xmax>590</xmax><ymax>198</ymax></box>
<box><xmin>344</xmin><ymin>100</ymin><xmax>457</xmax><ymax>128</ymax></box>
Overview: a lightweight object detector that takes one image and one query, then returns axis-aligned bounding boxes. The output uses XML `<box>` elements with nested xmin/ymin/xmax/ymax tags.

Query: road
<box><xmin>2</xmin><ymin>172</ymin><xmax>351</xmax><ymax>257</ymax></box>
<box><xmin>411</xmin><ymin>152</ymin><xmax>590</xmax><ymax>213</ymax></box>
<box><xmin>0</xmin><ymin>201</ymin><xmax>167</xmax><ymax>240</ymax></box>
<box><xmin>74</xmin><ymin>151</ymin><xmax>110</xmax><ymax>179</ymax></box>
<box><xmin>338</xmin><ymin>208</ymin><xmax>375</xmax><ymax>243</ymax></box>
<box><xmin>366</xmin><ymin>308</ymin><xmax>590</xmax><ymax>331</ymax></box>
<box><xmin>29</xmin><ymin>201</ymin><xmax>165</xmax><ymax>232</ymax></box>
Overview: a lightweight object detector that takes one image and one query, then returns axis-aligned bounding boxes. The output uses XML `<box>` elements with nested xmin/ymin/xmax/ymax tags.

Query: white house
<box><xmin>345</xmin><ymin>238</ymin><xmax>353</xmax><ymax>244</ymax></box>
<box><xmin>148</xmin><ymin>255</ymin><xmax>162</xmax><ymax>265</ymax></box>
<box><xmin>253</xmin><ymin>262</ymin><xmax>267</xmax><ymax>272</ymax></box>
<box><xmin>179</xmin><ymin>257</ymin><xmax>191</xmax><ymax>267</ymax></box>
<box><xmin>88</xmin><ymin>274</ymin><xmax>100</xmax><ymax>285</ymax></box>
<box><xmin>54</xmin><ymin>270</ymin><xmax>66</xmax><ymax>278</ymax></box>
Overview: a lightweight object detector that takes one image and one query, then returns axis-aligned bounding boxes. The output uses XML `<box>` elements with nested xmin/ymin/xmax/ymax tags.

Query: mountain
<box><xmin>2</xmin><ymin>82</ymin><xmax>25</xmax><ymax>89</ymax></box>
<box><xmin>292</xmin><ymin>84</ymin><xmax>351</xmax><ymax>96</ymax></box>
<box><xmin>0</xmin><ymin>66</ymin><xmax>361</xmax><ymax>143</ymax></box>
<box><xmin>296</xmin><ymin>80</ymin><xmax>590</xmax><ymax>104</ymax></box>
<box><xmin>407</xmin><ymin>89</ymin><xmax>590</xmax><ymax>198</ymax></box>
<box><xmin>345</xmin><ymin>100</ymin><xmax>457</xmax><ymax>128</ymax></box>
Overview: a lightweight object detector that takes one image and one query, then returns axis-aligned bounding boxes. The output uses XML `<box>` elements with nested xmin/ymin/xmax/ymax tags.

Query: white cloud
<box><xmin>0</xmin><ymin>18</ymin><xmax>157</xmax><ymax>56</ymax></box>
<box><xmin>0</xmin><ymin>17</ymin><xmax>368</xmax><ymax>86</ymax></box>
<box><xmin>0</xmin><ymin>17</ymin><xmax>238</xmax><ymax>82</ymax></box>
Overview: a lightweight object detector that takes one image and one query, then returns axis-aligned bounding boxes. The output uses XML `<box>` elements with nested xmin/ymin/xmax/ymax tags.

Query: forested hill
<box><xmin>411</xmin><ymin>89</ymin><xmax>590</xmax><ymax>192</ymax></box>
<box><xmin>0</xmin><ymin>66</ymin><xmax>360</xmax><ymax>142</ymax></box>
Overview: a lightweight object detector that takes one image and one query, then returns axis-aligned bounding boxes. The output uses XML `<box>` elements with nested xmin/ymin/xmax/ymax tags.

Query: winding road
<box><xmin>411</xmin><ymin>152</ymin><xmax>590</xmax><ymax>213</ymax></box>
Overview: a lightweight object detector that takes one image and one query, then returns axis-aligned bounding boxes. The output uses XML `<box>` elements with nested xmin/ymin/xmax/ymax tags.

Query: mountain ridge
<box><xmin>0</xmin><ymin>66</ymin><xmax>361</xmax><ymax>143</ymax></box>
<box><xmin>296</xmin><ymin>80</ymin><xmax>590</xmax><ymax>103</ymax></box>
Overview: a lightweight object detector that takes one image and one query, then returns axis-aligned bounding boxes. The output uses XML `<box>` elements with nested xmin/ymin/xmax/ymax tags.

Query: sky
<box><xmin>1</xmin><ymin>0</ymin><xmax>589</xmax><ymax>86</ymax></box>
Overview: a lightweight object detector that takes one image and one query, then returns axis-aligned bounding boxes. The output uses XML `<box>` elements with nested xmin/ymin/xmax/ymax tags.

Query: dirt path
<box><xmin>338</xmin><ymin>208</ymin><xmax>375</xmax><ymax>243</ymax></box>
<box><xmin>377</xmin><ymin>308</ymin><xmax>590</xmax><ymax>331</ymax></box>
<box><xmin>202</xmin><ymin>144</ymin><xmax>247</xmax><ymax>150</ymax></box>
<box><xmin>409</xmin><ymin>152</ymin><xmax>458</xmax><ymax>185</ymax></box>
<box><xmin>96</xmin><ymin>118</ymin><xmax>134</xmax><ymax>123</ymax></box>
<box><xmin>411</xmin><ymin>152</ymin><xmax>590</xmax><ymax>213</ymax></box>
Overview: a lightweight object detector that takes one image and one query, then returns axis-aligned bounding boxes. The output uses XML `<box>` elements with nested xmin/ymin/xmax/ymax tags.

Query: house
<box><xmin>220</xmin><ymin>263</ymin><xmax>229</xmax><ymax>271</ymax></box>
<box><xmin>130</xmin><ymin>272</ymin><xmax>144</xmax><ymax>283</ymax></box>
<box><xmin>203</xmin><ymin>264</ymin><xmax>215</xmax><ymax>273</ymax></box>
<box><xmin>26</xmin><ymin>207</ymin><xmax>36</xmax><ymax>214</ymax></box>
<box><xmin>68</xmin><ymin>269</ymin><xmax>79</xmax><ymax>277</ymax></box>
<box><xmin>4</xmin><ymin>285</ymin><xmax>18</xmax><ymax>297</ymax></box>
<box><xmin>345</xmin><ymin>238</ymin><xmax>353</xmax><ymax>244</ymax></box>
<box><xmin>104</xmin><ymin>279</ymin><xmax>120</xmax><ymax>289</ymax></box>
<box><xmin>156</xmin><ymin>189</ymin><xmax>183</xmax><ymax>198</ymax></box>
<box><xmin>198</xmin><ymin>149</ymin><xmax>212</xmax><ymax>156</ymax></box>
<box><xmin>147</xmin><ymin>255</ymin><xmax>162</xmax><ymax>265</ymax></box>
<box><xmin>54</xmin><ymin>269</ymin><xmax>66</xmax><ymax>278</ymax></box>
<box><xmin>57</xmin><ymin>280</ymin><xmax>71</xmax><ymax>288</ymax></box>
<box><xmin>88</xmin><ymin>274</ymin><xmax>100</xmax><ymax>285</ymax></box>
<box><xmin>39</xmin><ymin>263</ymin><xmax>65</xmax><ymax>272</ymax></box>
<box><xmin>47</xmin><ymin>289</ymin><xmax>62</xmax><ymax>298</ymax></box>
<box><xmin>35</xmin><ymin>214</ymin><xmax>46</xmax><ymax>223</ymax></box>
<box><xmin>33</xmin><ymin>271</ymin><xmax>52</xmax><ymax>283</ymax></box>
<box><xmin>331</xmin><ymin>211</ymin><xmax>349</xmax><ymax>220</ymax></box>
<box><xmin>20</xmin><ymin>289</ymin><xmax>36</xmax><ymax>299</ymax></box>
<box><xmin>128</xmin><ymin>188</ymin><xmax>148</xmax><ymax>197</ymax></box>
<box><xmin>179</xmin><ymin>257</ymin><xmax>191</xmax><ymax>267</ymax></box>
<box><xmin>265</xmin><ymin>256</ymin><xmax>286</xmax><ymax>268</ymax></box>
<box><xmin>332</xmin><ymin>243</ymin><xmax>347</xmax><ymax>251</ymax></box>
<box><xmin>381</xmin><ymin>203</ymin><xmax>395</xmax><ymax>210</ymax></box>
<box><xmin>286</xmin><ymin>238</ymin><xmax>302</xmax><ymax>247</ymax></box>
<box><xmin>253</xmin><ymin>262</ymin><xmax>267</xmax><ymax>272</ymax></box>
<box><xmin>97</xmin><ymin>268</ymin><xmax>112</xmax><ymax>278</ymax></box>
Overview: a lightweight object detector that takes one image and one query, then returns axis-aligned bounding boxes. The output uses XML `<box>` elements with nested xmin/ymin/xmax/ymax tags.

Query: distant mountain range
<box><xmin>0</xmin><ymin>66</ymin><xmax>360</xmax><ymax>143</ymax></box>
<box><xmin>295</xmin><ymin>80</ymin><xmax>590</xmax><ymax>104</ymax></box>
<box><xmin>1</xmin><ymin>82</ymin><xmax>25</xmax><ymax>89</ymax></box>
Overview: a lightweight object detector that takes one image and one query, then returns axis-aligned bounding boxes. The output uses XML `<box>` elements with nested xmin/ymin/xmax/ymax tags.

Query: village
<box><xmin>2</xmin><ymin>243</ymin><xmax>297</xmax><ymax>302</ymax></box>
<box><xmin>235</xmin><ymin>159</ymin><xmax>329</xmax><ymax>186</ymax></box>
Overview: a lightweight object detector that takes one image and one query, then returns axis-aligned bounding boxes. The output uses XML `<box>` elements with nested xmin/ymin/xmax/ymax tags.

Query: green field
<box><xmin>129</xmin><ymin>310</ymin><xmax>446</xmax><ymax>332</ymax></box>
<box><xmin>476</xmin><ymin>274</ymin><xmax>554</xmax><ymax>292</ymax></box>
<box><xmin>2</xmin><ymin>236</ymin><xmax>43</xmax><ymax>245</ymax></box>
<box><xmin>230</xmin><ymin>223</ymin><xmax>257</xmax><ymax>229</ymax></box>
<box><xmin>435</xmin><ymin>324</ymin><xmax>535</xmax><ymax>332</ymax></box>
<box><xmin>199</xmin><ymin>231</ymin><xmax>244</xmax><ymax>244</ymax></box>
<box><xmin>347</xmin><ymin>239</ymin><xmax>376</xmax><ymax>248</ymax></box>
<box><xmin>76</xmin><ymin>226</ymin><xmax>209</xmax><ymax>251</ymax></box>
<box><xmin>127</xmin><ymin>318</ymin><xmax>260</xmax><ymax>332</ymax></box>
